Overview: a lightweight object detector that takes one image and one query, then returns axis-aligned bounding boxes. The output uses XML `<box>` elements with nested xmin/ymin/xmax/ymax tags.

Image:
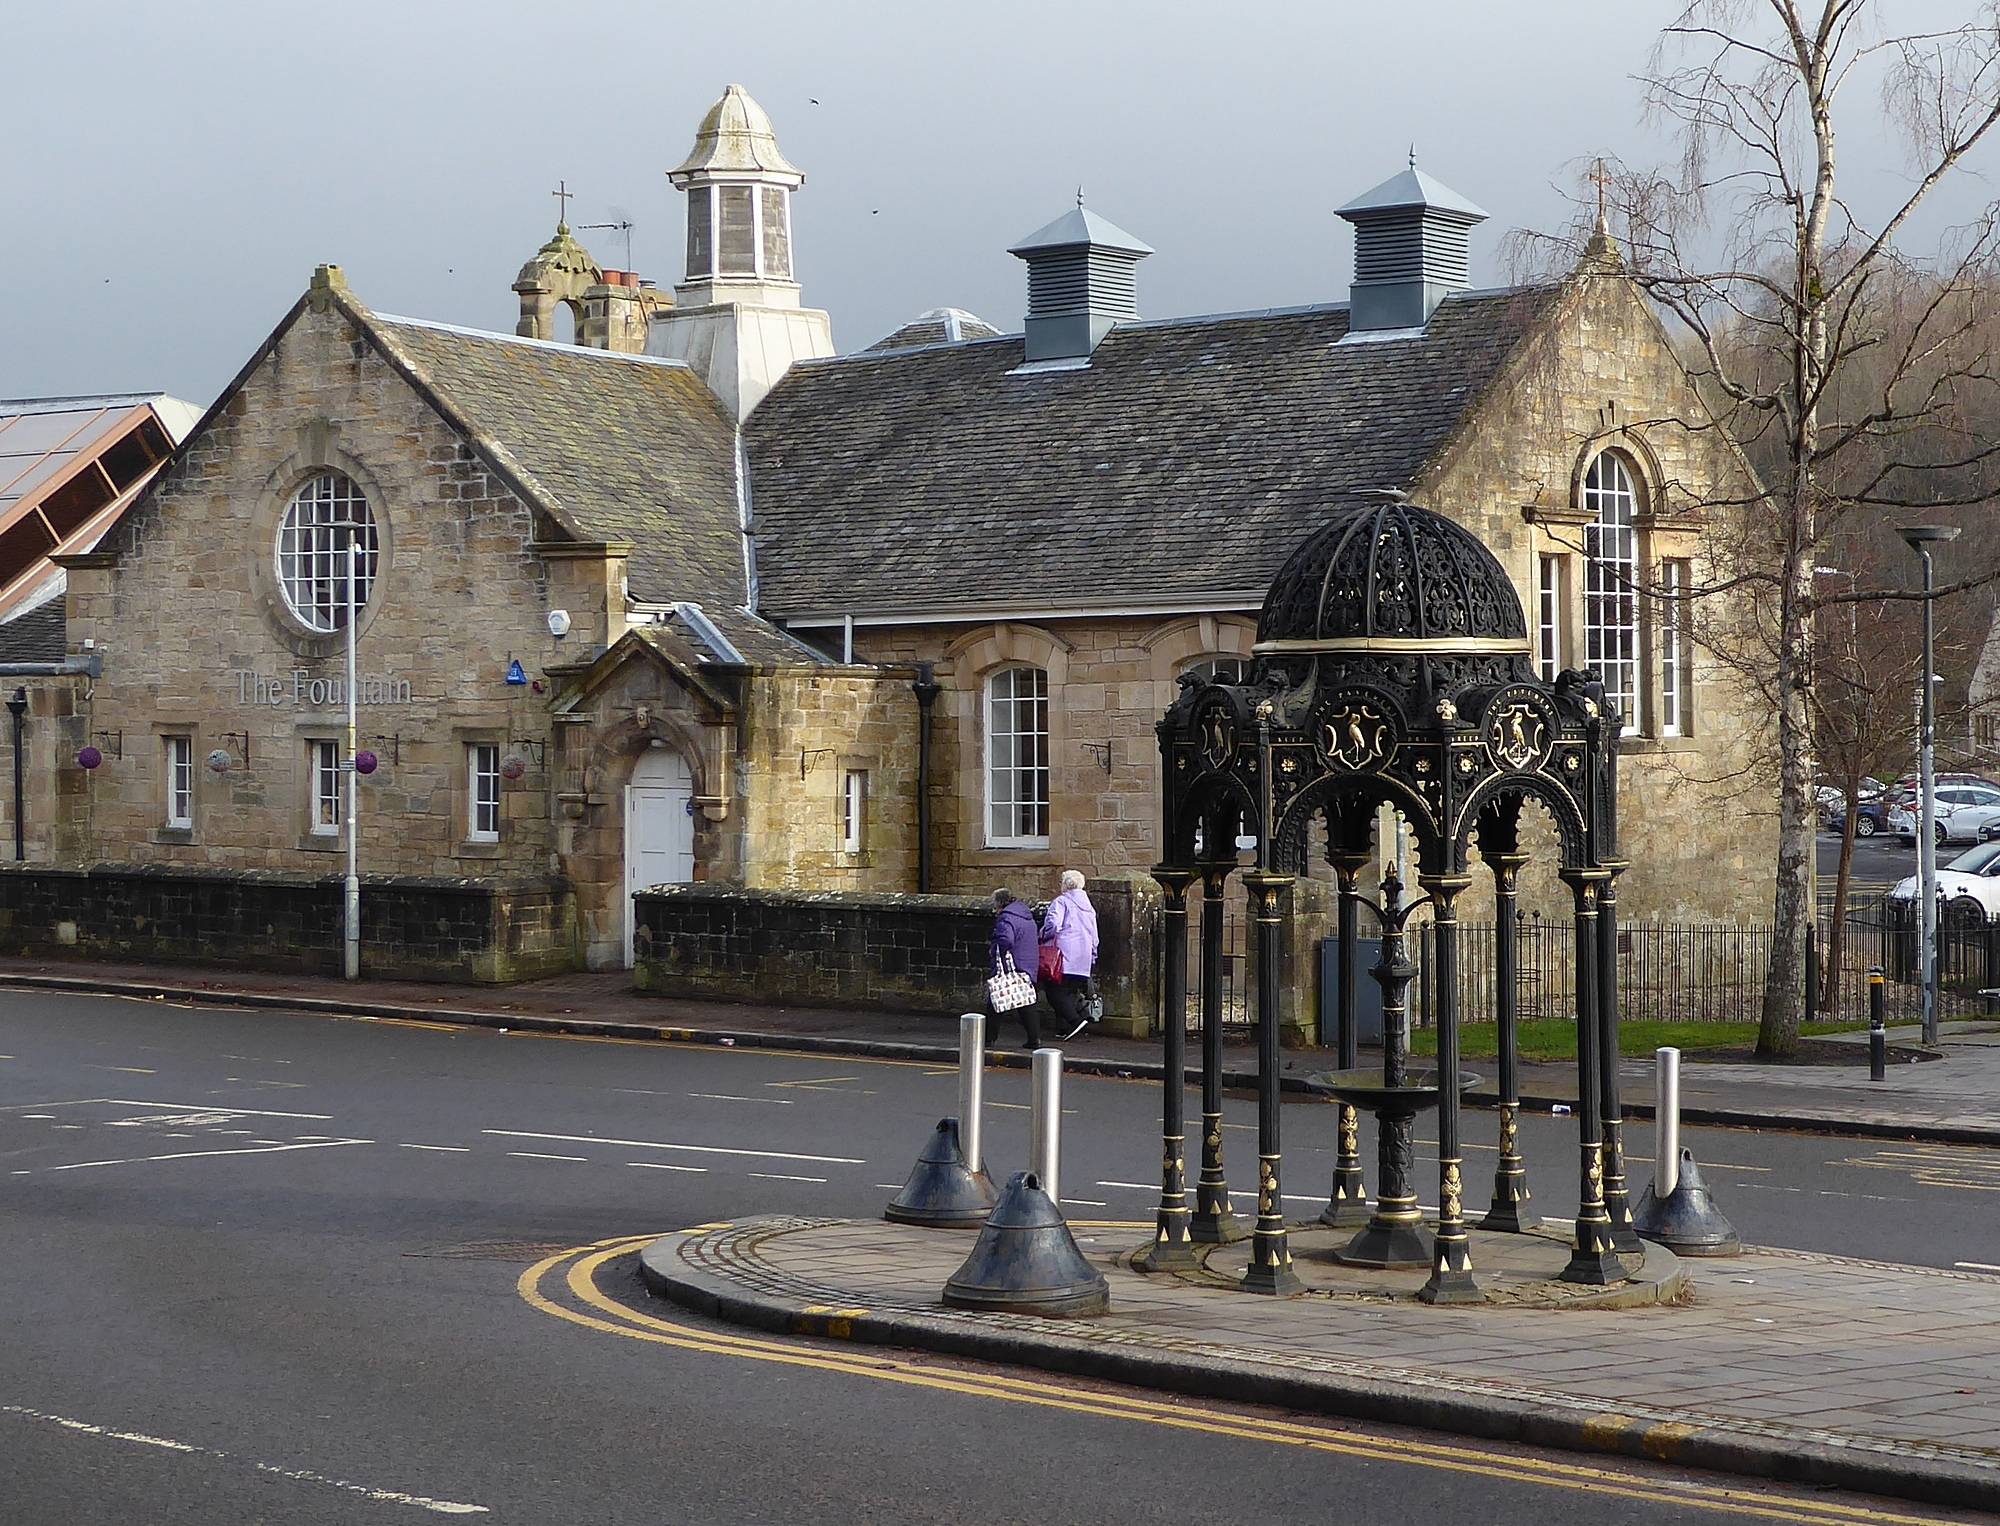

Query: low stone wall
<box><xmin>0</xmin><ymin>863</ymin><xmax>578</xmax><ymax>983</ymax></box>
<box><xmin>634</xmin><ymin>876</ymin><xmax>1162</xmax><ymax>1037</ymax></box>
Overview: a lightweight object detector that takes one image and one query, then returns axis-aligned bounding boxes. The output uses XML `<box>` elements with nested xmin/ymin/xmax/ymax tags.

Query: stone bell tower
<box><xmin>647</xmin><ymin>84</ymin><xmax>835</xmax><ymax>421</ymax></box>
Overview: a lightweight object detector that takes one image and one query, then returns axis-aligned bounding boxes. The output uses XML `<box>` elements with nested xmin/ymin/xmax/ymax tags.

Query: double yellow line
<box><xmin>518</xmin><ymin>1235</ymin><xmax>1939</xmax><ymax>1525</ymax></box>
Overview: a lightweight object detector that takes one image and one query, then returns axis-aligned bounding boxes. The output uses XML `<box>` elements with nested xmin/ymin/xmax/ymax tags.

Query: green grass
<box><xmin>1407</xmin><ymin>1017</ymin><xmax>1871</xmax><ymax>1062</ymax></box>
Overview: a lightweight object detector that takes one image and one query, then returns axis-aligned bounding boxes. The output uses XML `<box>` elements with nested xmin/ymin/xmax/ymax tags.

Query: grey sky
<box><xmin>5</xmin><ymin>0</ymin><xmax>1997</xmax><ymax>405</ymax></box>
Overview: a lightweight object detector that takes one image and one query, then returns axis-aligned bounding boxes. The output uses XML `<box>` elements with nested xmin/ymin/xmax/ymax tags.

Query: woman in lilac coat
<box><xmin>1038</xmin><ymin>869</ymin><xmax>1100</xmax><ymax>1041</ymax></box>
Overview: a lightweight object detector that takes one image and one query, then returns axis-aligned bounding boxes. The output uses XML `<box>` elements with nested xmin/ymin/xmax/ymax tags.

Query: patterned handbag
<box><xmin>987</xmin><ymin>952</ymin><xmax>1036</xmax><ymax>1012</ymax></box>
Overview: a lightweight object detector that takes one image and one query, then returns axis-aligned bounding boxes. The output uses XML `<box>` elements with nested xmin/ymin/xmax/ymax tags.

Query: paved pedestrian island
<box><xmin>644</xmin><ymin>1215</ymin><xmax>2000</xmax><ymax>1512</ymax></box>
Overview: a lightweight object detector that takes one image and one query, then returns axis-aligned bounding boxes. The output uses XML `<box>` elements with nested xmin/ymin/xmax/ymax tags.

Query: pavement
<box><xmin>5</xmin><ymin>952</ymin><xmax>2000</xmax><ymax>1143</ymax></box>
<box><xmin>644</xmin><ymin>1213</ymin><xmax>2000</xmax><ymax>1514</ymax></box>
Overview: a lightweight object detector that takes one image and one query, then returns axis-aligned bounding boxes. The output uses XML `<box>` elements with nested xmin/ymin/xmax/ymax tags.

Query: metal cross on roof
<box><xmin>1589</xmin><ymin>158</ymin><xmax>1613</xmax><ymax>222</ymax></box>
<box><xmin>552</xmin><ymin>180</ymin><xmax>574</xmax><ymax>227</ymax></box>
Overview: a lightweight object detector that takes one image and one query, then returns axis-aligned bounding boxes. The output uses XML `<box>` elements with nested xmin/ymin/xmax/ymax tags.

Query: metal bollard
<box><xmin>1031</xmin><ymin>1047</ymin><xmax>1062</xmax><ymax>1205</ymax></box>
<box><xmin>1869</xmin><ymin>967</ymin><xmax>1887</xmax><ymax>1082</ymax></box>
<box><xmin>1655</xmin><ymin>1046</ymin><xmax>1680</xmax><ymax>1198</ymax></box>
<box><xmin>959</xmin><ymin>1013</ymin><xmax>985</xmax><ymax>1174</ymax></box>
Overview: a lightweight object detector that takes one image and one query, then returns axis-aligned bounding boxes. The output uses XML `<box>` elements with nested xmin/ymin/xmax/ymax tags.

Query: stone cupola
<box><xmin>650</xmin><ymin>84</ymin><xmax>834</xmax><ymax>422</ymax></box>
<box><xmin>514</xmin><ymin>223</ymin><xmax>602</xmax><ymax>341</ymax></box>
<box><xmin>1008</xmin><ymin>199</ymin><xmax>1152</xmax><ymax>363</ymax></box>
<box><xmin>1335</xmin><ymin>158</ymin><xmax>1488</xmax><ymax>334</ymax></box>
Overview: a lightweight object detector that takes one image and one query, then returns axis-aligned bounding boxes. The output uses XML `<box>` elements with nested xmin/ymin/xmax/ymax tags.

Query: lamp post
<box><xmin>7</xmin><ymin>687</ymin><xmax>26</xmax><ymax>862</ymax></box>
<box><xmin>1899</xmin><ymin>524</ymin><xmax>1960</xmax><ymax>1048</ymax></box>
<box><xmin>330</xmin><ymin>519</ymin><xmax>367</xmax><ymax>982</ymax></box>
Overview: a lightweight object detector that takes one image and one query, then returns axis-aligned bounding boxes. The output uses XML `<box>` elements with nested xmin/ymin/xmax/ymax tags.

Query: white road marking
<box><xmin>764</xmin><ymin>1076</ymin><xmax>863</xmax><ymax>1090</ymax></box>
<box><xmin>507</xmin><ymin>1152</ymin><xmax>588</xmax><ymax>1163</ymax></box>
<box><xmin>484</xmin><ymin>1129</ymin><xmax>863</xmax><ymax>1165</ymax></box>
<box><xmin>1060</xmin><ymin>1198</ymin><xmax>1108</xmax><ymax>1207</ymax></box>
<box><xmin>687</xmin><ymin>1093</ymin><xmax>793</xmax><ymax>1106</ymax></box>
<box><xmin>0</xmin><ymin>1403</ymin><xmax>488</xmax><ymax>1515</ymax></box>
<box><xmin>85</xmin><ymin>1066</ymin><xmax>156</xmax><ymax>1075</ymax></box>
<box><xmin>38</xmin><ymin>1139</ymin><xmax>371</xmax><ymax>1174</ymax></box>
<box><xmin>19</xmin><ymin>1114</ymin><xmax>54</xmax><ymax>1119</ymax></box>
<box><xmin>990</xmin><ymin>1102</ymin><xmax>1077</xmax><ymax>1114</ymax></box>
<box><xmin>399</xmin><ymin>1144</ymin><xmax>470</xmax><ymax>1154</ymax></box>
<box><xmin>874</xmin><ymin>1182</ymin><xmax>904</xmax><ymax>1189</ymax></box>
<box><xmin>1956</xmin><ymin>1260</ymin><xmax>2000</xmax><ymax>1272</ymax></box>
<box><xmin>225</xmin><ymin>1076</ymin><xmax>307</xmax><ymax>1088</ymax></box>
<box><xmin>748</xmin><ymin>1171</ymin><xmax>828</xmax><ymax>1183</ymax></box>
<box><xmin>94</xmin><ymin>1098</ymin><xmax>333</xmax><ymax>1120</ymax></box>
<box><xmin>628</xmin><ymin>1161</ymin><xmax>707</xmax><ymax>1173</ymax></box>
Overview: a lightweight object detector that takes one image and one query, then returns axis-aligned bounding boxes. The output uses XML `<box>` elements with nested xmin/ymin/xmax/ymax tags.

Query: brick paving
<box><xmin>665</xmin><ymin>1214</ymin><xmax>2000</xmax><ymax>1481</ymax></box>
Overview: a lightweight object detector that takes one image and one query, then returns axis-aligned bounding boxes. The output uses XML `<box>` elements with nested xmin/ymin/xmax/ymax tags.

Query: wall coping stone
<box><xmin>635</xmin><ymin>884</ymin><xmax>990</xmax><ymax>916</ymax></box>
<box><xmin>0</xmin><ymin>862</ymin><xmax>568</xmax><ymax>897</ymax></box>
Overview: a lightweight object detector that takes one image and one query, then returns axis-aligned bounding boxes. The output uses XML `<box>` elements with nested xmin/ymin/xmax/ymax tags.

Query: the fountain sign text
<box><xmin>234</xmin><ymin>670</ymin><xmax>413</xmax><ymax>707</ymax></box>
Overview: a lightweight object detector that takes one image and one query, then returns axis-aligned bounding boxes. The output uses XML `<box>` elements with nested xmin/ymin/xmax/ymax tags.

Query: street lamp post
<box><xmin>329</xmin><ymin>520</ymin><xmax>366</xmax><ymax>982</ymax></box>
<box><xmin>1899</xmin><ymin>524</ymin><xmax>1960</xmax><ymax>1048</ymax></box>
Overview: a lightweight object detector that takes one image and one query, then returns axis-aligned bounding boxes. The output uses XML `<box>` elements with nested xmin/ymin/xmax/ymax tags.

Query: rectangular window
<box><xmin>986</xmin><ymin>666</ymin><xmax>1051</xmax><ymax>847</ymax></box>
<box><xmin>469</xmin><ymin>744</ymin><xmax>501</xmax><ymax>843</ymax></box>
<box><xmin>717</xmin><ymin>185</ymin><xmax>756</xmax><ymax>274</ymax></box>
<box><xmin>164</xmin><ymin>735</ymin><xmax>192</xmax><ymax>829</ymax></box>
<box><xmin>1660</xmin><ymin>559</ymin><xmax>1690</xmax><ymax>736</ymax></box>
<box><xmin>1537</xmin><ymin>555</ymin><xmax>1563</xmax><ymax>682</ymax></box>
<box><xmin>685</xmin><ymin>185</ymin><xmax>713</xmax><ymax>277</ymax></box>
<box><xmin>760</xmin><ymin>186</ymin><xmax>792</xmax><ymax>279</ymax></box>
<box><xmin>310</xmin><ymin>741</ymin><xmax>341</xmax><ymax>835</ymax></box>
<box><xmin>841</xmin><ymin>768</ymin><xmax>867</xmax><ymax>854</ymax></box>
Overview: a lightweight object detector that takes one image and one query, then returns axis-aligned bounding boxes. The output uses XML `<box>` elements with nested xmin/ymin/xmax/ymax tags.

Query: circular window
<box><xmin>276</xmin><ymin>473</ymin><xmax>379</xmax><ymax>632</ymax></box>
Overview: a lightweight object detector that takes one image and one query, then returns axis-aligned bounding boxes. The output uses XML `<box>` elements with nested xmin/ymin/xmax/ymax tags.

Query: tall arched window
<box><xmin>276</xmin><ymin>472</ymin><xmax>379</xmax><ymax>633</ymax></box>
<box><xmin>985</xmin><ymin>666</ymin><xmax>1050</xmax><ymax>847</ymax></box>
<box><xmin>1583</xmin><ymin>453</ymin><xmax>1641</xmax><ymax>732</ymax></box>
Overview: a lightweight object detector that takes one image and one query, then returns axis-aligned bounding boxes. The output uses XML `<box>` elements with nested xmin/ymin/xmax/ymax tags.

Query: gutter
<box><xmin>0</xmin><ymin>655</ymin><xmax>100</xmax><ymax>677</ymax></box>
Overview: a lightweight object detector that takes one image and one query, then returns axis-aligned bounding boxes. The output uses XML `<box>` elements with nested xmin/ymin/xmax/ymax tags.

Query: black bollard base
<box><xmin>1333</xmin><ymin>1216</ymin><xmax>1433</xmax><ymax>1270</ymax></box>
<box><xmin>884</xmin><ymin>1117</ymin><xmax>997</xmax><ymax>1228</ymax></box>
<box><xmin>1632</xmin><ymin>1151</ymin><xmax>1741</xmax><ymax>1257</ymax></box>
<box><xmin>943</xmin><ymin>1171</ymin><xmax>1109</xmax><ymax>1316</ymax></box>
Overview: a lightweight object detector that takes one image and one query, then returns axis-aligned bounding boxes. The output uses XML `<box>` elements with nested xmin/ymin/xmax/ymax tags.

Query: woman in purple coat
<box><xmin>1038</xmin><ymin>869</ymin><xmax>1100</xmax><ymax>1041</ymax></box>
<box><xmin>988</xmin><ymin>888</ymin><xmax>1042</xmax><ymax>1048</ymax></box>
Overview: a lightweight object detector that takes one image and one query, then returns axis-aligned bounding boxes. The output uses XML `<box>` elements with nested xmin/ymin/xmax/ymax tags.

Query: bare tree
<box><xmin>1607</xmin><ymin>2</ymin><xmax>2000</xmax><ymax>1054</ymax></box>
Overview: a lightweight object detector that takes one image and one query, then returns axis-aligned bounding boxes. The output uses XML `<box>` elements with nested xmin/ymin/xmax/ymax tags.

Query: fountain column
<box><xmin>1319</xmin><ymin>849</ymin><xmax>1372</xmax><ymax>1228</ymax></box>
<box><xmin>1561</xmin><ymin>867</ymin><xmax>1626</xmax><ymax>1284</ymax></box>
<box><xmin>1136</xmin><ymin>866</ymin><xmax>1198</xmax><ymax>1271</ymax></box>
<box><xmin>1479</xmin><ymin>850</ymin><xmax>1537</xmax><ymax>1231</ymax></box>
<box><xmin>1420</xmin><ymin>873</ymin><xmax>1479</xmax><ymax>1304</ymax></box>
<box><xmin>1191</xmin><ymin>857</ymin><xmax>1245</xmax><ymax>1244</ymax></box>
<box><xmin>1597</xmin><ymin>860</ymin><xmax>1642</xmax><ymax>1260</ymax></box>
<box><xmin>1237</xmin><ymin>870</ymin><xmax>1302</xmax><ymax>1295</ymax></box>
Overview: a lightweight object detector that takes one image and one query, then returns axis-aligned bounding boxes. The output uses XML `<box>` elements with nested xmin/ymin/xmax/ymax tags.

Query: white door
<box><xmin>625</xmin><ymin>748</ymin><xmax>694</xmax><ymax>966</ymax></box>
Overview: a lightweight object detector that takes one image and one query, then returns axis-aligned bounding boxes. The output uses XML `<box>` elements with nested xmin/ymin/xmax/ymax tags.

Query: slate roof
<box><xmin>866</xmin><ymin>308</ymin><xmax>1003</xmax><ymax>353</ymax></box>
<box><xmin>0</xmin><ymin>598</ymin><xmax>65</xmax><ymax>663</ymax></box>
<box><xmin>745</xmin><ymin>284</ymin><xmax>1563</xmax><ymax>620</ymax></box>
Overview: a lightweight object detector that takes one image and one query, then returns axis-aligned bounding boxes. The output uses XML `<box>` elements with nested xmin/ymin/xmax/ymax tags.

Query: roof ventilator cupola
<box><xmin>1007</xmin><ymin>196</ymin><xmax>1152</xmax><ymax>364</ymax></box>
<box><xmin>1336</xmin><ymin>155</ymin><xmax>1487</xmax><ymax>334</ymax></box>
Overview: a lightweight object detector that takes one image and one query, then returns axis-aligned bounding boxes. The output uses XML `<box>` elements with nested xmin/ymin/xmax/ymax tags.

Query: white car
<box><xmin>1889</xmin><ymin>841</ymin><xmax>2000</xmax><ymax>917</ymax></box>
<box><xmin>1889</xmin><ymin>782</ymin><xmax>2000</xmax><ymax>845</ymax></box>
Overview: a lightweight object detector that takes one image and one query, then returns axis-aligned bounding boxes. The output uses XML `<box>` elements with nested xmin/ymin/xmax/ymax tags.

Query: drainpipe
<box><xmin>6</xmin><ymin>687</ymin><xmax>25</xmax><ymax>862</ymax></box>
<box><xmin>913</xmin><ymin>662</ymin><xmax>940</xmax><ymax>893</ymax></box>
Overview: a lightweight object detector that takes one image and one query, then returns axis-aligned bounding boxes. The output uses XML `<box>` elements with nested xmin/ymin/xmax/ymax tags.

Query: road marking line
<box><xmin>990</xmin><ymin>1102</ymin><xmax>1077</xmax><ymax>1114</ymax></box>
<box><xmin>874</xmin><ymin>1182</ymin><xmax>904</xmax><ymax>1189</ymax></box>
<box><xmin>20</xmin><ymin>1113</ymin><xmax>54</xmax><ymax>1119</ymax></box>
<box><xmin>483</xmin><ymin>1129</ymin><xmax>863</xmax><ymax>1166</ymax></box>
<box><xmin>96</xmin><ymin>1098</ymin><xmax>333</xmax><ymax>1120</ymax></box>
<box><xmin>85</xmin><ymin>1065</ymin><xmax>156</xmax><ymax>1075</ymax></box>
<box><xmin>628</xmin><ymin>1162</ymin><xmax>706</xmax><ymax>1173</ymax></box>
<box><xmin>687</xmin><ymin>1093</ymin><xmax>793</xmax><ymax>1106</ymax></box>
<box><xmin>748</xmin><ymin>1171</ymin><xmax>828</xmax><ymax>1183</ymax></box>
<box><xmin>764</xmin><ymin>1075</ymin><xmax>863</xmax><ymax>1089</ymax></box>
<box><xmin>1955</xmin><ymin>1260</ymin><xmax>2000</xmax><ymax>1272</ymax></box>
<box><xmin>225</xmin><ymin>1076</ymin><xmax>308</xmax><ymax>1088</ymax></box>
<box><xmin>522</xmin><ymin>1240</ymin><xmax>1939</xmax><ymax>1526</ymax></box>
<box><xmin>508</xmin><ymin>1152</ymin><xmax>588</xmax><ymax>1163</ymax></box>
<box><xmin>0</xmin><ymin>1403</ymin><xmax>488</xmax><ymax>1515</ymax></box>
<box><xmin>1060</xmin><ymin>1198</ymin><xmax>1108</xmax><ymax>1207</ymax></box>
<box><xmin>399</xmin><ymin>1144</ymin><xmax>470</xmax><ymax>1154</ymax></box>
<box><xmin>39</xmin><ymin>1139</ymin><xmax>371</xmax><ymax>1174</ymax></box>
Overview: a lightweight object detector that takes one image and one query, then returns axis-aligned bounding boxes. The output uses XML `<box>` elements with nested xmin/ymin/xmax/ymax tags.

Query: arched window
<box><xmin>1181</xmin><ymin>656</ymin><xmax>1251</xmax><ymax>686</ymax></box>
<box><xmin>276</xmin><ymin>472</ymin><xmax>379</xmax><ymax>633</ymax></box>
<box><xmin>985</xmin><ymin>666</ymin><xmax>1050</xmax><ymax>847</ymax></box>
<box><xmin>1583</xmin><ymin>453</ymin><xmax>1641</xmax><ymax>732</ymax></box>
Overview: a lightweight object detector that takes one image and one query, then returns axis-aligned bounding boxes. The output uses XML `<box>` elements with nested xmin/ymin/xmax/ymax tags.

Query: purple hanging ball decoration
<box><xmin>76</xmin><ymin>745</ymin><xmax>102</xmax><ymax>771</ymax></box>
<box><xmin>206</xmin><ymin>749</ymin><xmax>232</xmax><ymax>774</ymax></box>
<box><xmin>354</xmin><ymin>750</ymin><xmax>379</xmax><ymax>776</ymax></box>
<box><xmin>500</xmin><ymin>753</ymin><xmax>528</xmax><ymax>781</ymax></box>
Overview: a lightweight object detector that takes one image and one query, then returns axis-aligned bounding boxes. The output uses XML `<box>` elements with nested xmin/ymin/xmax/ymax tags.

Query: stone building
<box><xmin>0</xmin><ymin>84</ymin><xmax>1775</xmax><ymax>1010</ymax></box>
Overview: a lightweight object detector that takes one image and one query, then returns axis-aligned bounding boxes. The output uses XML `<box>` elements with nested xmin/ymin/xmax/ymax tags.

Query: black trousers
<box><xmin>989</xmin><ymin>993</ymin><xmax>1041</xmax><ymax>1049</ymax></box>
<box><xmin>1043</xmin><ymin>974</ymin><xmax>1091</xmax><ymax>1036</ymax></box>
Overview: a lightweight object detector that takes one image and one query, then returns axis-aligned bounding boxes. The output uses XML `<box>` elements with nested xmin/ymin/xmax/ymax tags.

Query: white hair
<box><xmin>1060</xmin><ymin>869</ymin><xmax>1086</xmax><ymax>893</ymax></box>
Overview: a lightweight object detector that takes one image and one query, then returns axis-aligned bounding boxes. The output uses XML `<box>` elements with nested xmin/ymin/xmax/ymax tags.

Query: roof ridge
<box><xmin>371</xmin><ymin>313</ymin><xmax>693</xmax><ymax>370</ymax></box>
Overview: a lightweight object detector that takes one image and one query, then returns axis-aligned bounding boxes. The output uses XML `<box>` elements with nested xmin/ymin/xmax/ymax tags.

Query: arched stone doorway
<box><xmin>625</xmin><ymin>746</ymin><xmax>694</xmax><ymax>965</ymax></box>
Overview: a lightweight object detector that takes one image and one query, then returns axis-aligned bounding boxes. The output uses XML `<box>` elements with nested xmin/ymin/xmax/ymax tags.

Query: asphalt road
<box><xmin>2</xmin><ymin>990</ymin><xmax>1993</xmax><ymax>1524</ymax></box>
<box><xmin>1819</xmin><ymin>828</ymin><xmax>1919</xmax><ymax>897</ymax></box>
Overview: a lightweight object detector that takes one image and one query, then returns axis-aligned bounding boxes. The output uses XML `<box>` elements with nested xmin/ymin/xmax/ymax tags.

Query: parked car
<box><xmin>1886</xmin><ymin>772</ymin><xmax>1999</xmax><ymax>810</ymax></box>
<box><xmin>1829</xmin><ymin>799</ymin><xmax>1894</xmax><ymax>837</ymax></box>
<box><xmin>1888</xmin><ymin>781</ymin><xmax>2000</xmax><ymax>844</ymax></box>
<box><xmin>1889</xmin><ymin>841</ymin><xmax>2000</xmax><ymax>918</ymax></box>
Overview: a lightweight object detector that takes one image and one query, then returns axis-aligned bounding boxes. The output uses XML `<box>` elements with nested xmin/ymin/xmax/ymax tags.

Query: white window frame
<box><xmin>309</xmin><ymin>740</ymin><xmax>342</xmax><ymax>836</ymax></box>
<box><xmin>165</xmin><ymin>735</ymin><xmax>193</xmax><ymax>829</ymax></box>
<box><xmin>841</xmin><ymin>768</ymin><xmax>867</xmax><ymax>854</ymax></box>
<box><xmin>1180</xmin><ymin>655</ymin><xmax>1251</xmax><ymax>686</ymax></box>
<box><xmin>984</xmin><ymin>666</ymin><xmax>1051</xmax><ymax>848</ymax></box>
<box><xmin>276</xmin><ymin>472</ymin><xmax>379</xmax><ymax>634</ymax></box>
<box><xmin>1537</xmin><ymin>554</ymin><xmax>1563</xmax><ymax>683</ymax></box>
<box><xmin>1583</xmin><ymin>453</ymin><xmax>1642</xmax><ymax>735</ymax></box>
<box><xmin>1659</xmin><ymin>558</ymin><xmax>1689</xmax><ymax>737</ymax></box>
<box><xmin>468</xmin><ymin>743</ymin><xmax>501</xmax><ymax>844</ymax></box>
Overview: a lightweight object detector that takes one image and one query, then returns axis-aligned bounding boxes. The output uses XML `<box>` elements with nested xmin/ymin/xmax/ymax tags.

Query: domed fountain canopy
<box><xmin>1255</xmin><ymin>495</ymin><xmax>1528</xmax><ymax>655</ymax></box>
